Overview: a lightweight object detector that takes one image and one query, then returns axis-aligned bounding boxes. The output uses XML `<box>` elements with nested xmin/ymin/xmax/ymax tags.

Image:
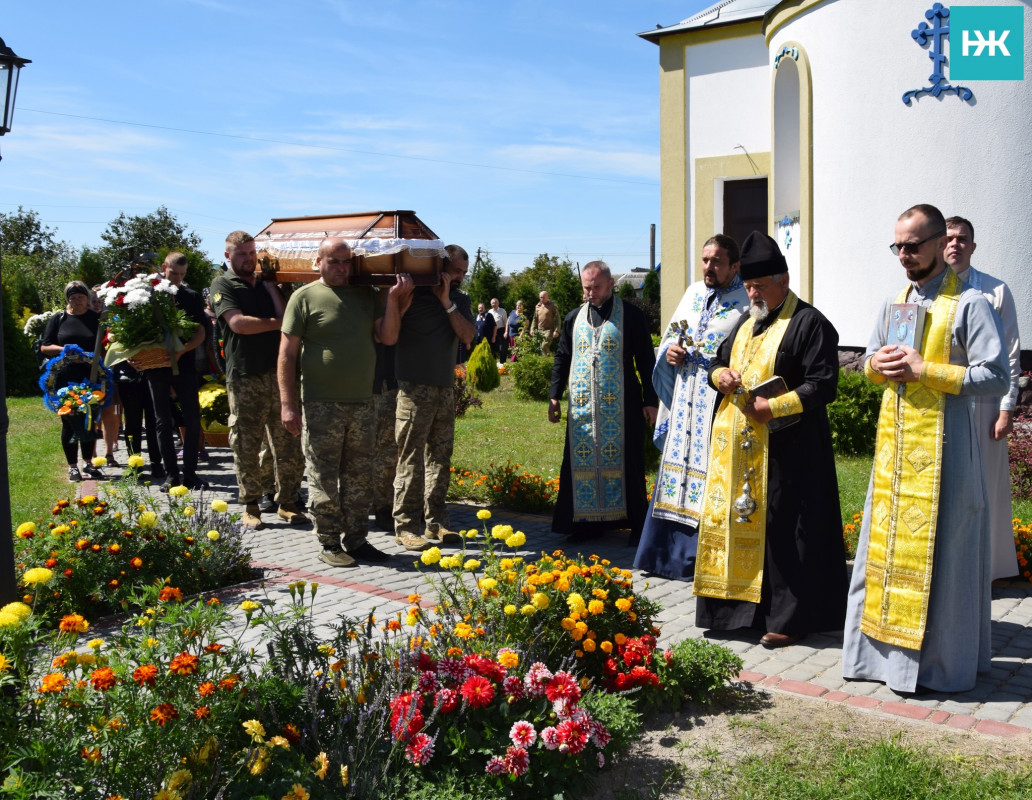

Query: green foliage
<box><xmin>7</xmin><ymin>397</ymin><xmax>73</xmax><ymax>523</ymax></box>
<box><xmin>76</xmin><ymin>246</ymin><xmax>109</xmax><ymax>290</ymax></box>
<box><xmin>512</xmin><ymin>330</ymin><xmax>547</xmax><ymax>360</ymax></box>
<box><xmin>647</xmin><ymin>638</ymin><xmax>744</xmax><ymax>712</ymax></box>
<box><xmin>0</xmin><ymin>206</ymin><xmax>60</xmax><ymax>260</ymax></box>
<box><xmin>506</xmin><ymin>254</ymin><xmax>581</xmax><ymax>320</ymax></box>
<box><xmin>510</xmin><ymin>353</ymin><xmax>552</xmax><ymax>401</ymax></box>
<box><xmin>579</xmin><ymin>690</ymin><xmax>643</xmax><ymax>752</ymax></box>
<box><xmin>828</xmin><ymin>368</ymin><xmax>884</xmax><ymax>456</ymax></box>
<box><xmin>100</xmin><ymin>205</ymin><xmax>203</xmax><ymax>258</ymax></box>
<box><xmin>641</xmin><ymin>268</ymin><xmax>660</xmax><ymax>304</ymax></box>
<box><xmin>464</xmin><ymin>249</ymin><xmax>504</xmax><ymax>309</ymax></box>
<box><xmin>2</xmin><ymin>290</ymin><xmax>39</xmax><ymax>395</ymax></box>
<box><xmin>617</xmin><ymin>281</ymin><xmax>636</xmax><ymax>300</ymax></box>
<box><xmin>466</xmin><ymin>340</ymin><xmax>500</xmax><ymax>393</ymax></box>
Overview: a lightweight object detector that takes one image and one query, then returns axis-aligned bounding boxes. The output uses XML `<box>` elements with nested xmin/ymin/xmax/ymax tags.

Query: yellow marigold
<box><xmin>490</xmin><ymin>524</ymin><xmax>506</xmax><ymax>540</ymax></box>
<box><xmin>520</xmin><ymin>604</ymin><xmax>536</xmax><ymax>616</ymax></box>
<box><xmin>51</xmin><ymin>524</ymin><xmax>71</xmax><ymax>536</ymax></box>
<box><xmin>240</xmin><ymin>600</ymin><xmax>261</xmax><ymax>613</ymax></box>
<box><xmin>499</xmin><ymin>558</ymin><xmax>514</xmax><ymax>570</ymax></box>
<box><xmin>138</xmin><ymin>511</ymin><xmax>158</xmax><ymax>530</ymax></box>
<box><xmin>600</xmin><ymin>640</ymin><xmax>613</xmax><ymax>653</ymax></box>
<box><xmin>615</xmin><ymin>597</ymin><xmax>633</xmax><ymax>612</ymax></box>
<box><xmin>497</xmin><ymin>648</ymin><xmax>519</xmax><ymax>668</ymax></box>
<box><xmin>614</xmin><ymin>632</ymin><xmax>627</xmax><ymax>645</ymax></box>
<box><xmin>587</xmin><ymin>599</ymin><xmax>605</xmax><ymax>615</ymax></box>
<box><xmin>165</xmin><ymin>769</ymin><xmax>193</xmax><ymax>792</ymax></box>
<box><xmin>560</xmin><ymin>617</ymin><xmax>576</xmax><ymax>630</ymax></box>
<box><xmin>439</xmin><ymin>554</ymin><xmax>462</xmax><ymax>569</ymax></box>
<box><xmin>269</xmin><ymin>735</ymin><xmax>291</xmax><ymax>749</ymax></box>
<box><xmin>591</xmin><ymin>588</ymin><xmax>608</xmax><ymax>599</ymax></box>
<box><xmin>582</xmin><ymin>638</ymin><xmax>597</xmax><ymax>652</ymax></box>
<box><xmin>78</xmin><ymin>652</ymin><xmax>96</xmax><ymax>667</ymax></box>
<box><xmin>505</xmin><ymin>532</ymin><xmax>526</xmax><ymax>548</ymax></box>
<box><xmin>556</xmin><ymin>578</ymin><xmax>571</xmax><ymax>593</ymax></box>
<box><xmin>453</xmin><ymin>623</ymin><xmax>474</xmax><ymax>639</ymax></box>
<box><xmin>281</xmin><ymin>784</ymin><xmax>309</xmax><ymax>800</ymax></box>
<box><xmin>464</xmin><ymin>528</ymin><xmax>479</xmax><ymax>539</ymax></box>
<box><xmin>405</xmin><ymin>612</ymin><xmax>419</xmax><ymax>627</ymax></box>
<box><xmin>15</xmin><ymin>522</ymin><xmax>36</xmax><ymax>538</ymax></box>
<box><xmin>206</xmin><ymin>530</ymin><xmax>220</xmax><ymax>541</ymax></box>
<box><xmin>0</xmin><ymin>653</ymin><xmax>10</xmax><ymax>673</ymax></box>
<box><xmin>420</xmin><ymin>547</ymin><xmax>442</xmax><ymax>566</ymax></box>
<box><xmin>478</xmin><ymin>577</ymin><xmax>498</xmax><ymax>591</ymax></box>
<box><xmin>476</xmin><ymin>509</ymin><xmax>492</xmax><ymax>520</ymax></box>
<box><xmin>340</xmin><ymin>765</ymin><xmax>350</xmax><ymax>787</ymax></box>
<box><xmin>531</xmin><ymin>592</ymin><xmax>550</xmax><ymax>611</ymax></box>
<box><xmin>313</xmin><ymin>751</ymin><xmax>329</xmax><ymax>780</ymax></box>
<box><xmin>248</xmin><ymin>747</ymin><xmax>270</xmax><ymax>776</ymax></box>
<box><xmin>463</xmin><ymin>559</ymin><xmax>481</xmax><ymax>571</ymax></box>
<box><xmin>168</xmin><ymin>485</ymin><xmax>190</xmax><ymax>498</ymax></box>
<box><xmin>242</xmin><ymin>719</ymin><xmax>266</xmax><ymax>742</ymax></box>
<box><xmin>504</xmin><ymin>604</ymin><xmax>518</xmax><ymax>616</ymax></box>
<box><xmin>628</xmin><ymin>611</ymin><xmax>638</xmax><ymax>622</ymax></box>
<box><xmin>127</xmin><ymin>454</ymin><xmax>146</xmax><ymax>469</ymax></box>
<box><xmin>182</xmin><ymin>506</ymin><xmax>196</xmax><ymax>517</ymax></box>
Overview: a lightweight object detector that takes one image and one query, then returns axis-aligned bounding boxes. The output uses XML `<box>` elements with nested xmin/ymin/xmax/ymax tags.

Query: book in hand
<box><xmin>748</xmin><ymin>376</ymin><xmax>799</xmax><ymax>432</ymax></box>
<box><xmin>888</xmin><ymin>303</ymin><xmax>926</xmax><ymax>351</ymax></box>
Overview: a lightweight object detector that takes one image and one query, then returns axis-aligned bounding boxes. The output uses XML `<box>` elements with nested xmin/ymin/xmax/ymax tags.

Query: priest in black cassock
<box><xmin>693</xmin><ymin>232</ymin><xmax>847</xmax><ymax>648</ymax></box>
<box><xmin>548</xmin><ymin>261</ymin><xmax>658</xmax><ymax>543</ymax></box>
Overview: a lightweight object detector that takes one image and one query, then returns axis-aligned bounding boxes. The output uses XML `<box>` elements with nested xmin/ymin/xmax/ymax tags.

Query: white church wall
<box><xmin>770</xmin><ymin>0</ymin><xmax>1032</xmax><ymax>348</ymax></box>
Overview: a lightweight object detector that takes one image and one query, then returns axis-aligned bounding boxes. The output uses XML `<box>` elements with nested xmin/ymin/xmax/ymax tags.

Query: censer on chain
<box><xmin>733</xmin><ymin>418</ymin><xmax>758</xmax><ymax>523</ymax></box>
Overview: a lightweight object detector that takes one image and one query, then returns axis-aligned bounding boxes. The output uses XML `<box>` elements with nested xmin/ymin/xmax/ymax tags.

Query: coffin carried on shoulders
<box><xmin>254</xmin><ymin>210</ymin><xmax>444</xmax><ymax>285</ymax></box>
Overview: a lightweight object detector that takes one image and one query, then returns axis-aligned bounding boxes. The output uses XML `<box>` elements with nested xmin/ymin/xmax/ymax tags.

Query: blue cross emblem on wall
<box><xmin>902</xmin><ymin>3</ymin><xmax>974</xmax><ymax>105</ymax></box>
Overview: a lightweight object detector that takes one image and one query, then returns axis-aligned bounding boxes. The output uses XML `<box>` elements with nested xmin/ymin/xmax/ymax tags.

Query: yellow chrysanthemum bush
<box><xmin>12</xmin><ymin>470</ymin><xmax>250</xmax><ymax>619</ymax></box>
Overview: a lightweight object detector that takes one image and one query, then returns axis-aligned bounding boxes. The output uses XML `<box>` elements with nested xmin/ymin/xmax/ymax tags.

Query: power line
<box><xmin>21</xmin><ymin>108</ymin><xmax>660</xmax><ymax>187</ymax></box>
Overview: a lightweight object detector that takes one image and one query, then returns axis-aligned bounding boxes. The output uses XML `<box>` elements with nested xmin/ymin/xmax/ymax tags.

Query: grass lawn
<box><xmin>7</xmin><ymin>396</ymin><xmax>75</xmax><ymax>525</ymax></box>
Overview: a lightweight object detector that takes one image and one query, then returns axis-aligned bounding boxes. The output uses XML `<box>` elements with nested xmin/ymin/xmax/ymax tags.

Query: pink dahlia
<box><xmin>557</xmin><ymin>719</ymin><xmax>589</xmax><ymax>755</ymax></box>
<box><xmin>504</xmin><ymin>745</ymin><xmax>530</xmax><ymax>777</ymax></box>
<box><xmin>523</xmin><ymin>662</ymin><xmax>552</xmax><ymax>698</ymax></box>
<box><xmin>545</xmin><ymin>670</ymin><xmax>582</xmax><ymax>704</ymax></box>
<box><xmin>434</xmin><ymin>687</ymin><xmax>458</xmax><ymax>714</ymax></box>
<box><xmin>502</xmin><ymin>675</ymin><xmax>524</xmax><ymax>702</ymax></box>
<box><xmin>405</xmin><ymin>732</ymin><xmax>435</xmax><ymax>766</ymax></box>
<box><xmin>540</xmin><ymin>726</ymin><xmax>560</xmax><ymax>750</ymax></box>
<box><xmin>485</xmin><ymin>756</ymin><xmax>507</xmax><ymax>775</ymax></box>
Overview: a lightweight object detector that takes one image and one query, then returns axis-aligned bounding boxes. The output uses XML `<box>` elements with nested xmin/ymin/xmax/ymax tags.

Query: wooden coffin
<box><xmin>254</xmin><ymin>211</ymin><xmax>444</xmax><ymax>285</ymax></box>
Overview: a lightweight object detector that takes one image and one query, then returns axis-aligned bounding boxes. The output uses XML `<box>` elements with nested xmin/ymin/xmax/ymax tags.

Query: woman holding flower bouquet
<box><xmin>39</xmin><ymin>281</ymin><xmax>105</xmax><ymax>482</ymax></box>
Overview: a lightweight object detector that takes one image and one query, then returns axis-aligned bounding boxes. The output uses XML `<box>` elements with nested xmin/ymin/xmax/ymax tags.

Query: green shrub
<box><xmin>649</xmin><ymin>637</ymin><xmax>745</xmax><ymax>712</ymax></box>
<box><xmin>510</xmin><ymin>353</ymin><xmax>553</xmax><ymax>401</ymax></box>
<box><xmin>466</xmin><ymin>339</ymin><xmax>500</xmax><ymax>393</ymax></box>
<box><xmin>828</xmin><ymin>368</ymin><xmax>884</xmax><ymax>456</ymax></box>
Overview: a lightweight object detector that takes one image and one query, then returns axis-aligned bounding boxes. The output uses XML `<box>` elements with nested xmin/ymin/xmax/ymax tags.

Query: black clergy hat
<box><xmin>739</xmin><ymin>231</ymin><xmax>788</xmax><ymax>280</ymax></box>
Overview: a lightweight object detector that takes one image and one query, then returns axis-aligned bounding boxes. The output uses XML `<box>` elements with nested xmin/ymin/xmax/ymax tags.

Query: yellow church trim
<box><xmin>655</xmin><ymin>18</ymin><xmax>766</xmax><ymax>331</ymax></box>
<box><xmin>764</xmin><ymin>0</ymin><xmax>830</xmax><ymax>46</ymax></box>
<box><xmin>770</xmin><ymin>40</ymin><xmax>813</xmax><ymax>302</ymax></box>
<box><xmin>693</xmin><ymin>152</ymin><xmax>772</xmax><ymax>287</ymax></box>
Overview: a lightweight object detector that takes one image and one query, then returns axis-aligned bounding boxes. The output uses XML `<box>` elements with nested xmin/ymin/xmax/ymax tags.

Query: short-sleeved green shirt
<box><xmin>281</xmin><ymin>281</ymin><xmax>383</xmax><ymax>404</ymax></box>
<box><xmin>210</xmin><ymin>271</ymin><xmax>281</xmax><ymax>380</ymax></box>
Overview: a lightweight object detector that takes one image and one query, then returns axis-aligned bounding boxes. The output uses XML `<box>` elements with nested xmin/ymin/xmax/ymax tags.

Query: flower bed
<box><xmin>13</xmin><ymin>467</ymin><xmax>252</xmax><ymax>620</ymax></box>
<box><xmin>449</xmin><ymin>460</ymin><xmax>654</xmax><ymax>515</ymax></box>
<box><xmin>0</xmin><ymin>513</ymin><xmax>742</xmax><ymax>799</ymax></box>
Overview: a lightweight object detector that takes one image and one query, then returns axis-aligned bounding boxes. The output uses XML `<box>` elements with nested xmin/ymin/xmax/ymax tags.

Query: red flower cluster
<box><xmin>602</xmin><ymin>634</ymin><xmax>661</xmax><ymax>692</ymax></box>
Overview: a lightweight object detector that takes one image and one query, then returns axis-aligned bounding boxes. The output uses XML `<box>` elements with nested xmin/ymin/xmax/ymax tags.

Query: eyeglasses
<box><xmin>889</xmin><ymin>229</ymin><xmax>945</xmax><ymax>256</ymax></box>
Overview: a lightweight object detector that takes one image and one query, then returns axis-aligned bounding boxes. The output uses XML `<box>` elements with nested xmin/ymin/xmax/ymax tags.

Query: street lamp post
<box><xmin>0</xmin><ymin>36</ymin><xmax>31</xmax><ymax>605</ymax></box>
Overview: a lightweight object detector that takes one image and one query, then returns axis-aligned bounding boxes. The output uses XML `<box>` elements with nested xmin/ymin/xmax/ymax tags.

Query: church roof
<box><xmin>638</xmin><ymin>0</ymin><xmax>778</xmax><ymax>43</ymax></box>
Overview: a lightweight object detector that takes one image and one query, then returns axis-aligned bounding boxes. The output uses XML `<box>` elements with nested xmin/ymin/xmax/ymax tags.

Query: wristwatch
<box><xmin>445</xmin><ymin>304</ymin><xmax>458</xmax><ymax>314</ymax></box>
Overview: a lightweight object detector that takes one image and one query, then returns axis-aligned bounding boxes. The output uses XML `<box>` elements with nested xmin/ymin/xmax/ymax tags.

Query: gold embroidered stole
<box><xmin>860</xmin><ymin>269</ymin><xmax>961</xmax><ymax>650</ymax></box>
<box><xmin>694</xmin><ymin>291</ymin><xmax>799</xmax><ymax>603</ymax></box>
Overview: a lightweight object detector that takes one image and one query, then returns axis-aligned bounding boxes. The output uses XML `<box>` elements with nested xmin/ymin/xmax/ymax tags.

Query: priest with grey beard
<box><xmin>693</xmin><ymin>231</ymin><xmax>848</xmax><ymax>649</ymax></box>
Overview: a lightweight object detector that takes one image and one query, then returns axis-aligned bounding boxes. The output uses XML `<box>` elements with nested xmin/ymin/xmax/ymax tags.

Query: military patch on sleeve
<box><xmin>212</xmin><ymin>292</ymin><xmax>221</xmax><ymax>304</ymax></box>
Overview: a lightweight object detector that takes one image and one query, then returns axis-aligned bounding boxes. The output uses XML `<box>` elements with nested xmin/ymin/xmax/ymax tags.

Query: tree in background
<box><xmin>0</xmin><ymin>206</ymin><xmax>61</xmax><ymax>260</ymax></box>
<box><xmin>641</xmin><ymin>268</ymin><xmax>660</xmax><ymax>304</ymax></box>
<box><xmin>464</xmin><ymin>249</ymin><xmax>504</xmax><ymax>309</ymax></box>
<box><xmin>505</xmin><ymin>253</ymin><xmax>582</xmax><ymax>321</ymax></box>
<box><xmin>100</xmin><ymin>205</ymin><xmax>203</xmax><ymax>256</ymax></box>
<box><xmin>617</xmin><ymin>280</ymin><xmax>637</xmax><ymax>301</ymax></box>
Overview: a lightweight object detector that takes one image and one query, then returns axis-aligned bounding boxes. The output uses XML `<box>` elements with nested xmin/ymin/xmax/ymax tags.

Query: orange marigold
<box><xmin>133</xmin><ymin>664</ymin><xmax>159</xmax><ymax>687</ymax></box>
<box><xmin>38</xmin><ymin>672</ymin><xmax>70</xmax><ymax>693</ymax></box>
<box><xmin>194</xmin><ymin>705</ymin><xmax>211</xmax><ymax>720</ymax></box>
<box><xmin>89</xmin><ymin>667</ymin><xmax>117</xmax><ymax>691</ymax></box>
<box><xmin>150</xmin><ymin>703</ymin><xmax>179</xmax><ymax>726</ymax></box>
<box><xmin>218</xmin><ymin>673</ymin><xmax>240</xmax><ymax>691</ymax></box>
<box><xmin>129</xmin><ymin>557</ymin><xmax>143</xmax><ymax>570</ymax></box>
<box><xmin>197</xmin><ymin>681</ymin><xmax>217</xmax><ymax>697</ymax></box>
<box><xmin>59</xmin><ymin>613</ymin><xmax>89</xmax><ymax>634</ymax></box>
<box><xmin>158</xmin><ymin>586</ymin><xmax>184</xmax><ymax>603</ymax></box>
<box><xmin>169</xmin><ymin>652</ymin><xmax>200</xmax><ymax>676</ymax></box>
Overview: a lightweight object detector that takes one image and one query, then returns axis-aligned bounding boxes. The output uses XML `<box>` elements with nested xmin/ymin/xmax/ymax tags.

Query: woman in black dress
<box><xmin>39</xmin><ymin>281</ymin><xmax>105</xmax><ymax>482</ymax></box>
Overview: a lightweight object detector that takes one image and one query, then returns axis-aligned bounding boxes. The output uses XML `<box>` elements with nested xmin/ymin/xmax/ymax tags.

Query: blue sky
<box><xmin>1</xmin><ymin>1</ymin><xmax>711</xmax><ymax>274</ymax></box>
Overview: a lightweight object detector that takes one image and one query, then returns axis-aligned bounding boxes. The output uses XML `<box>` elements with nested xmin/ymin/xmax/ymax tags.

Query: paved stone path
<box><xmin>84</xmin><ymin>446</ymin><xmax>1032</xmax><ymax>740</ymax></box>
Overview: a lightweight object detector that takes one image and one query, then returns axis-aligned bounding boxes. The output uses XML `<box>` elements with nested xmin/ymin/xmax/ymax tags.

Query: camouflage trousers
<box><xmin>373</xmin><ymin>388</ymin><xmax>399</xmax><ymax>510</ymax></box>
<box><xmin>226</xmin><ymin>370</ymin><xmax>304</xmax><ymax>505</ymax></box>
<box><xmin>394</xmin><ymin>381</ymin><xmax>455</xmax><ymax>537</ymax></box>
<box><xmin>302</xmin><ymin>401</ymin><xmax>374</xmax><ymax>551</ymax></box>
